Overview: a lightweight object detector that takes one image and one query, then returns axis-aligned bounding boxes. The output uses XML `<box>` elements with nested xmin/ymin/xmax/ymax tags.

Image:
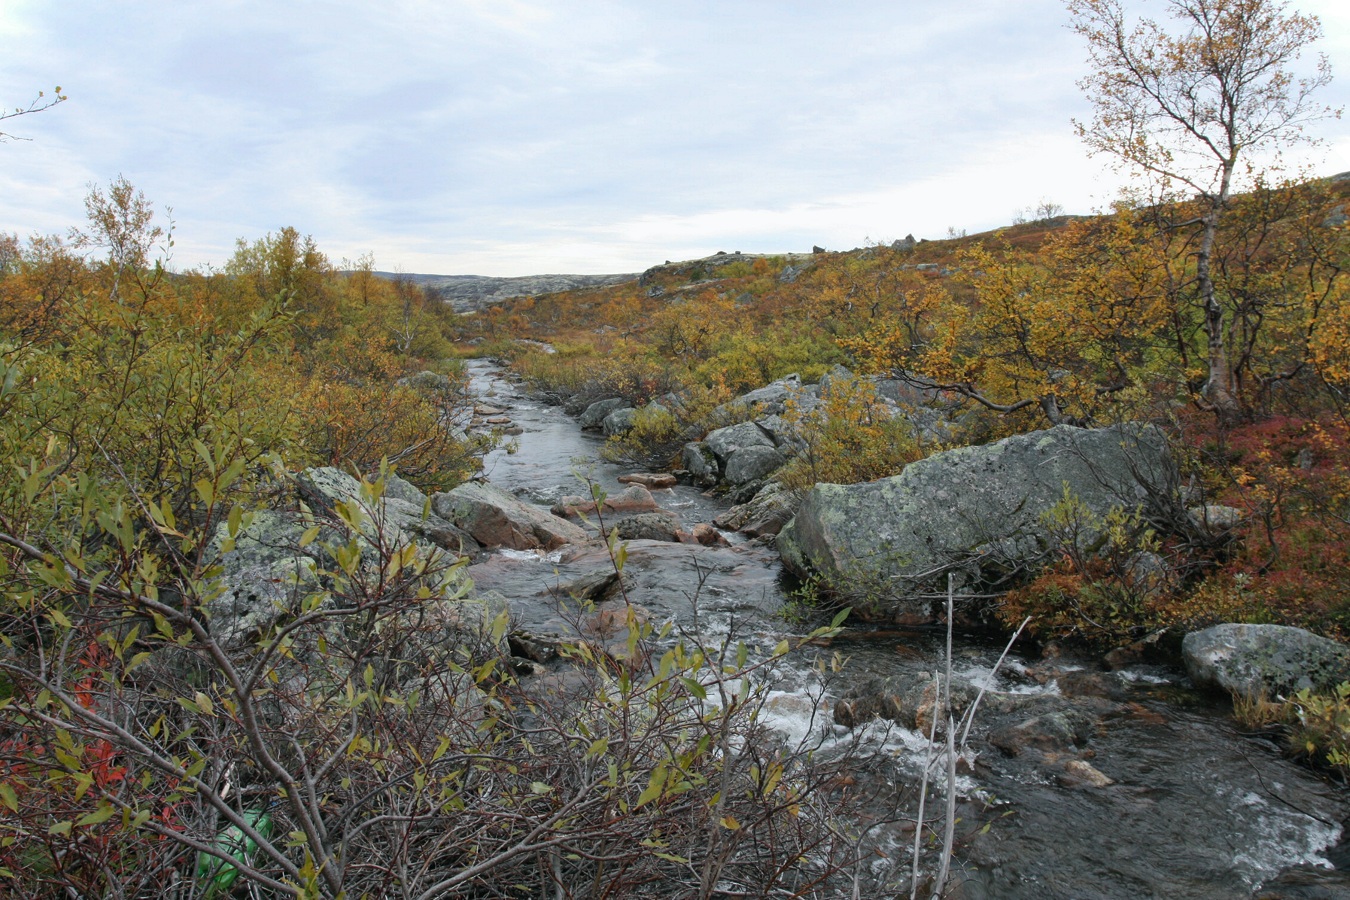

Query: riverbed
<box><xmin>464</xmin><ymin>359</ymin><xmax>1350</xmax><ymax>899</ymax></box>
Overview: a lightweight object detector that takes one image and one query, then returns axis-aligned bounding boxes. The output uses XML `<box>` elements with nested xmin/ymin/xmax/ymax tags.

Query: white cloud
<box><xmin>3</xmin><ymin>0</ymin><xmax>1348</xmax><ymax>275</ymax></box>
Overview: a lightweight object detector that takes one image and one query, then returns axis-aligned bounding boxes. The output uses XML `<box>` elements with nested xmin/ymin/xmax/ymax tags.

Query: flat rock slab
<box><xmin>467</xmin><ymin>540</ymin><xmax>783</xmax><ymax>637</ymax></box>
<box><xmin>433</xmin><ymin>481</ymin><xmax>588</xmax><ymax>551</ymax></box>
<box><xmin>618</xmin><ymin>473</ymin><xmax>678</xmax><ymax>489</ymax></box>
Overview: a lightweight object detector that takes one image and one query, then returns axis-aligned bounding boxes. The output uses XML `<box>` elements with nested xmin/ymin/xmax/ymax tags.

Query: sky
<box><xmin>3</xmin><ymin>1</ymin><xmax>1349</xmax><ymax>277</ymax></box>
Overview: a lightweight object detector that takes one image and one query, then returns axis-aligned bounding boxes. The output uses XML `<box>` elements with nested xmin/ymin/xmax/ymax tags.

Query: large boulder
<box><xmin>723</xmin><ymin>445</ymin><xmax>787</xmax><ymax>485</ymax></box>
<box><xmin>681</xmin><ymin>442</ymin><xmax>718</xmax><ymax>483</ymax></box>
<box><xmin>432</xmin><ymin>482</ymin><xmax>588</xmax><ymax>550</ymax></box>
<box><xmin>778</xmin><ymin>424</ymin><xmax>1175</xmax><ymax>621</ymax></box>
<box><xmin>713</xmin><ymin>375</ymin><xmax>819</xmax><ymax>421</ymax></box>
<box><xmin>209</xmin><ymin>470</ymin><xmax>484</xmax><ymax>647</ymax></box>
<box><xmin>602</xmin><ymin>407</ymin><xmax>640</xmax><ymax>436</ymax></box>
<box><xmin>578</xmin><ymin>397</ymin><xmax>630</xmax><ymax>429</ymax></box>
<box><xmin>705</xmin><ymin>421</ymin><xmax>776</xmax><ymax>464</ymax></box>
<box><xmin>1182</xmin><ymin>624</ymin><xmax>1350</xmax><ymax>697</ymax></box>
<box><xmin>206</xmin><ymin>510</ymin><xmax>322</xmax><ymax>645</ymax></box>
<box><xmin>297</xmin><ymin>467</ymin><xmax>480</xmax><ymax>555</ymax></box>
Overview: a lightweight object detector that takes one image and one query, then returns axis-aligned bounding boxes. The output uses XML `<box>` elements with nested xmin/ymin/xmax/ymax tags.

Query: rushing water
<box><xmin>465</xmin><ymin>359</ymin><xmax>1350</xmax><ymax>899</ymax></box>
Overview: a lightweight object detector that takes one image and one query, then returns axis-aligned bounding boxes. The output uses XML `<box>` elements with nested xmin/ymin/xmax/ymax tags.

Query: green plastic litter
<box><xmin>197</xmin><ymin>807</ymin><xmax>272</xmax><ymax>896</ymax></box>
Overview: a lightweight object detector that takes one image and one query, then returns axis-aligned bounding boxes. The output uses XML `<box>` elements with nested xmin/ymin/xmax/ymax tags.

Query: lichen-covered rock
<box><xmin>297</xmin><ymin>466</ymin><xmax>480</xmax><ymax>555</ymax></box>
<box><xmin>433</xmin><ymin>481</ymin><xmax>588</xmax><ymax>550</ymax></box>
<box><xmin>778</xmin><ymin>424</ymin><xmax>1175</xmax><ymax>622</ymax></box>
<box><xmin>723</xmin><ymin>445</ymin><xmax>787</xmax><ymax>485</ymax></box>
<box><xmin>607</xmin><ymin>511</ymin><xmax>684</xmax><ymax>543</ymax></box>
<box><xmin>755</xmin><ymin>414</ymin><xmax>804</xmax><ymax>452</ymax></box>
<box><xmin>207</xmin><ymin>510</ymin><xmax>321</xmax><ymax>645</ymax></box>
<box><xmin>601</xmin><ymin>406</ymin><xmax>640</xmax><ymax>436</ymax></box>
<box><xmin>713</xmin><ymin>375</ymin><xmax>812</xmax><ymax>420</ymax></box>
<box><xmin>1187</xmin><ymin>504</ymin><xmax>1246</xmax><ymax>535</ymax></box>
<box><xmin>714</xmin><ymin>483</ymin><xmax>800</xmax><ymax>537</ymax></box>
<box><xmin>578</xmin><ymin>398</ymin><xmax>630</xmax><ymax>429</ymax></box>
<box><xmin>705</xmin><ymin>421</ymin><xmax>776</xmax><ymax>465</ymax></box>
<box><xmin>383</xmin><ymin>473</ymin><xmax>429</xmax><ymax>506</ymax></box>
<box><xmin>1182</xmin><ymin>623</ymin><xmax>1350</xmax><ymax>697</ymax></box>
<box><xmin>681</xmin><ymin>442</ymin><xmax>718</xmax><ymax>483</ymax></box>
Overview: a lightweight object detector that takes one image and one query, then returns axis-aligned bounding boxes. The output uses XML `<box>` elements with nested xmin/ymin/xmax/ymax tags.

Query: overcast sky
<box><xmin>3</xmin><ymin>1</ymin><xmax>1349</xmax><ymax>277</ymax></box>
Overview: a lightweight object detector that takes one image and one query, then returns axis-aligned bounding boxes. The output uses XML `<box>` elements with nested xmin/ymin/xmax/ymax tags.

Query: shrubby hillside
<box><xmin>469</xmin><ymin>173</ymin><xmax>1350</xmax><ymax>642</ymax></box>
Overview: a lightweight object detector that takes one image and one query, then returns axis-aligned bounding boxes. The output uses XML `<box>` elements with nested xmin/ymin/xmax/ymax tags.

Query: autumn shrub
<box><xmin>995</xmin><ymin>490</ymin><xmax>1169</xmax><ymax>647</ymax></box>
<box><xmin>1168</xmin><ymin>415</ymin><xmax>1350</xmax><ymax>638</ymax></box>
<box><xmin>294</xmin><ymin>376</ymin><xmax>485</xmax><ymax>492</ymax></box>
<box><xmin>1288</xmin><ymin>683</ymin><xmax>1350</xmax><ymax>778</ymax></box>
<box><xmin>600</xmin><ymin>381</ymin><xmax>732</xmax><ymax>469</ymax></box>
<box><xmin>516</xmin><ymin>342</ymin><xmax>686</xmax><ymax>410</ymax></box>
<box><xmin>694</xmin><ymin>331</ymin><xmax>840</xmax><ymax>396</ymax></box>
<box><xmin>775</xmin><ymin>376</ymin><xmax>924</xmax><ymax>491</ymax></box>
<box><xmin>0</xmin><ymin>467</ymin><xmax>873</xmax><ymax>898</ymax></box>
<box><xmin>511</xmin><ymin>341</ymin><xmax>607</xmax><ymax>396</ymax></box>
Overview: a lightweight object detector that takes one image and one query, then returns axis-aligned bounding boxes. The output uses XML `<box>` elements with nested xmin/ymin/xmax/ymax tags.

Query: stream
<box><xmin>462</xmin><ymin>359</ymin><xmax>1350</xmax><ymax>899</ymax></box>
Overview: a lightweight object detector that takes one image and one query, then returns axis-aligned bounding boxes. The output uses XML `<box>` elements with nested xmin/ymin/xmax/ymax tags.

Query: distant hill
<box><xmin>372</xmin><ymin>271</ymin><xmax>640</xmax><ymax>313</ymax></box>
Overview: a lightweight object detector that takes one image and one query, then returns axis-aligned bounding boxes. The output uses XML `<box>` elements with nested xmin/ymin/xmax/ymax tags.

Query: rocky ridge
<box><xmin>375</xmin><ymin>271</ymin><xmax>640</xmax><ymax>313</ymax></box>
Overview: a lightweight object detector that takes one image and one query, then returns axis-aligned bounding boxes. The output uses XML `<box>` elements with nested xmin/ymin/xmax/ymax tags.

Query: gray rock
<box><xmin>778</xmin><ymin>424</ymin><xmax>1176</xmax><ymax>621</ymax></box>
<box><xmin>601</xmin><ymin>407</ymin><xmax>640</xmax><ymax>436</ymax></box>
<box><xmin>816</xmin><ymin>365</ymin><xmax>855</xmax><ymax>396</ymax></box>
<box><xmin>1182</xmin><ymin>624</ymin><xmax>1350</xmax><ymax>697</ymax></box>
<box><xmin>297</xmin><ymin>466</ymin><xmax>479</xmax><ymax>555</ymax></box>
<box><xmin>705</xmin><ymin>421</ymin><xmax>776</xmax><ymax>464</ymax></box>
<box><xmin>418</xmin><ymin>272</ymin><xmax>640</xmax><ymax>314</ymax></box>
<box><xmin>607</xmin><ymin>511</ymin><xmax>684</xmax><ymax>543</ymax></box>
<box><xmin>755</xmin><ymin>414</ymin><xmax>804</xmax><ymax>451</ymax></box>
<box><xmin>728</xmin><ymin>479</ymin><xmax>768</xmax><ymax>506</ymax></box>
<box><xmin>1187</xmin><ymin>504</ymin><xmax>1246</xmax><ymax>534</ymax></box>
<box><xmin>681</xmin><ymin>442</ymin><xmax>718</xmax><ymax>483</ymax></box>
<box><xmin>397</xmin><ymin>370</ymin><xmax>455</xmax><ymax>394</ymax></box>
<box><xmin>432</xmin><ymin>482</ymin><xmax>589</xmax><ymax>550</ymax></box>
<box><xmin>988</xmin><ymin>709</ymin><xmax>1096</xmax><ymax>756</ymax></box>
<box><xmin>207</xmin><ymin>510</ymin><xmax>321</xmax><ymax>645</ymax></box>
<box><xmin>723</xmin><ymin>445</ymin><xmax>787</xmax><ymax>485</ymax></box>
<box><xmin>833</xmin><ymin>672</ymin><xmax>978</xmax><ymax>735</ymax></box>
<box><xmin>551</xmin><ymin>569</ymin><xmax>626</xmax><ymax>603</ymax></box>
<box><xmin>384</xmin><ymin>474</ymin><xmax>429</xmax><ymax>506</ymax></box>
<box><xmin>713</xmin><ymin>375</ymin><xmax>817</xmax><ymax>421</ymax></box>
<box><xmin>713</xmin><ymin>483</ymin><xmax>801</xmax><ymax>537</ymax></box>
<box><xmin>578</xmin><ymin>398</ymin><xmax>630</xmax><ymax>429</ymax></box>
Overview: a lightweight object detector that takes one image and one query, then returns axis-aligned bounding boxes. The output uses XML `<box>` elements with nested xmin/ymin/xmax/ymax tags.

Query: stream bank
<box><xmin>463</xmin><ymin>359</ymin><xmax>1350</xmax><ymax>899</ymax></box>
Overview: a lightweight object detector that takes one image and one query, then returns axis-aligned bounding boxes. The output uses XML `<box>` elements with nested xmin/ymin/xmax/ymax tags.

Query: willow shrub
<box><xmin>775</xmin><ymin>376</ymin><xmax>924</xmax><ymax>491</ymax></box>
<box><xmin>0</xmin><ymin>466</ymin><xmax>872</xmax><ymax>898</ymax></box>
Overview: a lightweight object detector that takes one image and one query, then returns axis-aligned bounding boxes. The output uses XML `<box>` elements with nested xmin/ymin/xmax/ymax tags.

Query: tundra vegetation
<box><xmin>0</xmin><ymin>183</ymin><xmax>906</xmax><ymax>896</ymax></box>
<box><xmin>3</xmin><ymin>0</ymin><xmax>1350</xmax><ymax>895</ymax></box>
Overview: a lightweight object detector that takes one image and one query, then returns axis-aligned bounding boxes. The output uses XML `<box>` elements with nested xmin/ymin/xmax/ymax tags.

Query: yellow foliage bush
<box><xmin>775</xmin><ymin>376</ymin><xmax>923</xmax><ymax>490</ymax></box>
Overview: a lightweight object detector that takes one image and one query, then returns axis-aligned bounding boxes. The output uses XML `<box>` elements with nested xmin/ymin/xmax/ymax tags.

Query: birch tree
<box><xmin>1067</xmin><ymin>0</ymin><xmax>1338</xmax><ymax>419</ymax></box>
